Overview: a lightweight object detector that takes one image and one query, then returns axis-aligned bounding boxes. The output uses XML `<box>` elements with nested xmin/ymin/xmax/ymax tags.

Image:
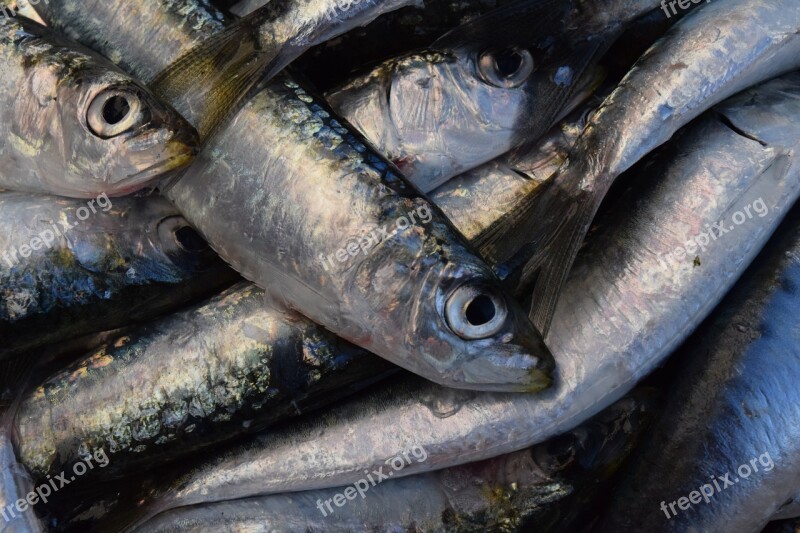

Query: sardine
<box><xmin>30</xmin><ymin>0</ymin><xmax>554</xmax><ymax>393</ymax></box>
<box><xmin>0</xmin><ymin>192</ymin><xmax>237</xmax><ymax>360</ymax></box>
<box><xmin>150</xmin><ymin>0</ymin><xmax>420</xmax><ymax>136</ymax></box>
<box><xmin>0</xmin><ymin>15</ymin><xmax>198</xmax><ymax>198</ymax></box>
<box><xmin>326</xmin><ymin>0</ymin><xmax>662</xmax><ymax>192</ymax></box>
<box><xmin>598</xmin><ymin>193</ymin><xmax>800</xmax><ymax>532</ymax></box>
<box><xmin>486</xmin><ymin>0</ymin><xmax>800</xmax><ymax>334</ymax></box>
<box><xmin>139</xmin><ymin>390</ymin><xmax>657</xmax><ymax>532</ymax></box>
<box><xmin>135</xmin><ymin>72</ymin><xmax>800</xmax><ymax>511</ymax></box>
<box><xmin>14</xmin><ymin>282</ymin><xmax>394</xmax><ymax>482</ymax></box>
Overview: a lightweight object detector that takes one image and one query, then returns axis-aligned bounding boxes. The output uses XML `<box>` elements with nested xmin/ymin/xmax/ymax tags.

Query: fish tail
<box><xmin>480</xmin><ymin>159</ymin><xmax>604</xmax><ymax>335</ymax></box>
<box><xmin>526</xmin><ymin>195</ymin><xmax>596</xmax><ymax>335</ymax></box>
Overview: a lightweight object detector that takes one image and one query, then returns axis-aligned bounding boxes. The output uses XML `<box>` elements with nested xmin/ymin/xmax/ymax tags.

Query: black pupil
<box><xmin>102</xmin><ymin>95</ymin><xmax>130</xmax><ymax>125</ymax></box>
<box><xmin>494</xmin><ymin>49</ymin><xmax>523</xmax><ymax>77</ymax></box>
<box><xmin>465</xmin><ymin>295</ymin><xmax>496</xmax><ymax>326</ymax></box>
<box><xmin>174</xmin><ymin>226</ymin><xmax>208</xmax><ymax>253</ymax></box>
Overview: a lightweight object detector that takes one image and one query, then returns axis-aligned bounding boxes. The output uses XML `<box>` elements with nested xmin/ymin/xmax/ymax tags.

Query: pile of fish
<box><xmin>0</xmin><ymin>0</ymin><xmax>799</xmax><ymax>531</ymax></box>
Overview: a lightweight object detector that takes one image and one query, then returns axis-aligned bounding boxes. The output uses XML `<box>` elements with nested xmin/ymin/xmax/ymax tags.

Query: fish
<box><xmin>325</xmin><ymin>0</ymin><xmax>662</xmax><ymax>193</ymax></box>
<box><xmin>0</xmin><ymin>15</ymin><xmax>199</xmax><ymax>198</ymax></box>
<box><xmin>30</xmin><ymin>0</ymin><xmax>554</xmax><ymax>393</ymax></box>
<box><xmin>138</xmin><ymin>389</ymin><xmax>657</xmax><ymax>532</ymax></box>
<box><xmin>0</xmin><ymin>192</ymin><xmax>238</xmax><ymax>360</ymax></box>
<box><xmin>130</xmin><ymin>72</ymin><xmax>800</xmax><ymax>511</ymax></box>
<box><xmin>149</xmin><ymin>0</ymin><xmax>421</xmax><ymax>137</ymax></box>
<box><xmin>597</xmin><ymin>190</ymin><xmax>800</xmax><ymax>531</ymax></box>
<box><xmin>484</xmin><ymin>0</ymin><xmax>800</xmax><ymax>334</ymax></box>
<box><xmin>165</xmin><ymin>76</ymin><xmax>554</xmax><ymax>392</ymax></box>
<box><xmin>14</xmin><ymin>281</ymin><xmax>394</xmax><ymax>483</ymax></box>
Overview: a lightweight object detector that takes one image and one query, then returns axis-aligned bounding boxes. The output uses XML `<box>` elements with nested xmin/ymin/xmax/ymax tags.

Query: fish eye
<box><xmin>445</xmin><ymin>284</ymin><xmax>509</xmax><ymax>340</ymax></box>
<box><xmin>87</xmin><ymin>88</ymin><xmax>145</xmax><ymax>138</ymax></box>
<box><xmin>478</xmin><ymin>47</ymin><xmax>535</xmax><ymax>89</ymax></box>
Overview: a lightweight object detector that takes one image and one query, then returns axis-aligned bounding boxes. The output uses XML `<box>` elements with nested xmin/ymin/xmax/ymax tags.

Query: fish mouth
<box><xmin>123</xmin><ymin>140</ymin><xmax>198</xmax><ymax>185</ymax></box>
<box><xmin>450</xmin><ymin>350</ymin><xmax>554</xmax><ymax>393</ymax></box>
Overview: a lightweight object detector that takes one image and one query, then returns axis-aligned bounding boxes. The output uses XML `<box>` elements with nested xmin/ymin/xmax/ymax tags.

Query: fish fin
<box><xmin>480</xmin><ymin>158</ymin><xmax>603</xmax><ymax>335</ymax></box>
<box><xmin>151</xmin><ymin>8</ymin><xmax>283</xmax><ymax>138</ymax></box>
<box><xmin>525</xmin><ymin>199</ymin><xmax>594</xmax><ymax>335</ymax></box>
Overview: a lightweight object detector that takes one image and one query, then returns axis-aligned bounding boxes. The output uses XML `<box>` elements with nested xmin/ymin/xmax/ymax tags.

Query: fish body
<box><xmin>0</xmin><ymin>192</ymin><xmax>237</xmax><ymax>359</ymax></box>
<box><xmin>141</xmin><ymin>73</ymin><xmax>800</xmax><ymax>509</ymax></box>
<box><xmin>139</xmin><ymin>390</ymin><xmax>656</xmax><ymax>532</ymax></box>
<box><xmin>14</xmin><ymin>282</ymin><xmax>393</xmax><ymax>482</ymax></box>
<box><xmin>326</xmin><ymin>0</ymin><xmax>662</xmax><ymax>192</ymax></box>
<box><xmin>0</xmin><ymin>15</ymin><xmax>198</xmax><ymax>198</ymax></box>
<box><xmin>599</xmin><ymin>191</ymin><xmax>800</xmax><ymax>531</ymax></box>
<box><xmin>164</xmin><ymin>77</ymin><xmax>553</xmax><ymax>392</ymax></box>
<box><xmin>492</xmin><ymin>0</ymin><xmax>800</xmax><ymax>333</ymax></box>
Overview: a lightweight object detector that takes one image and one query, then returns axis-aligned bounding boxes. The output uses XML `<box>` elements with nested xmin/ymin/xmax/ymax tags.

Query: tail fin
<box><xmin>480</xmin><ymin>158</ymin><xmax>604</xmax><ymax>335</ymax></box>
<box><xmin>151</xmin><ymin>7</ymin><xmax>286</xmax><ymax>139</ymax></box>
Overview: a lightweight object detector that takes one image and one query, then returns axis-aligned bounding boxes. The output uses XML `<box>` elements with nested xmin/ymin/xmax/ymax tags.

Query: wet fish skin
<box><xmin>30</xmin><ymin>0</ymin><xmax>554</xmax><ymax>392</ymax></box>
<box><xmin>0</xmin><ymin>192</ymin><xmax>237</xmax><ymax>360</ymax></box>
<box><xmin>493</xmin><ymin>0</ymin><xmax>800</xmax><ymax>334</ymax></box>
<box><xmin>142</xmin><ymin>73</ymin><xmax>800</xmax><ymax>508</ymax></box>
<box><xmin>0</xmin><ymin>15</ymin><xmax>199</xmax><ymax>198</ymax></box>
<box><xmin>15</xmin><ymin>282</ymin><xmax>393</xmax><ymax>483</ymax></box>
<box><xmin>326</xmin><ymin>0</ymin><xmax>662</xmax><ymax>193</ymax></box>
<box><xmin>139</xmin><ymin>390</ymin><xmax>657</xmax><ymax>533</ymax></box>
<box><xmin>19</xmin><ymin>0</ymin><xmax>229</xmax><ymax>82</ymax></box>
<box><xmin>598</xmin><ymin>199</ymin><xmax>800</xmax><ymax>531</ymax></box>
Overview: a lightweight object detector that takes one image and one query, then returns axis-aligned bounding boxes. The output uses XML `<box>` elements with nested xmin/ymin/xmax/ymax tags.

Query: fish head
<box><xmin>364</xmin><ymin>23</ymin><xmax>602</xmax><ymax>193</ymax></box>
<box><xmin>349</xmin><ymin>201</ymin><xmax>554</xmax><ymax>392</ymax></box>
<box><xmin>67</xmin><ymin>196</ymin><xmax>225</xmax><ymax>281</ymax></box>
<box><xmin>375</xmin><ymin>50</ymin><xmax>532</xmax><ymax>191</ymax></box>
<box><xmin>53</xmin><ymin>68</ymin><xmax>199</xmax><ymax>197</ymax></box>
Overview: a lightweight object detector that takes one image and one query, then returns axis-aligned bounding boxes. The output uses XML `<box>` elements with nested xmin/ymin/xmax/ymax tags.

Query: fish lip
<box><xmin>121</xmin><ymin>141</ymin><xmax>198</xmax><ymax>185</ymax></box>
<box><xmin>443</xmin><ymin>351</ymin><xmax>555</xmax><ymax>393</ymax></box>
